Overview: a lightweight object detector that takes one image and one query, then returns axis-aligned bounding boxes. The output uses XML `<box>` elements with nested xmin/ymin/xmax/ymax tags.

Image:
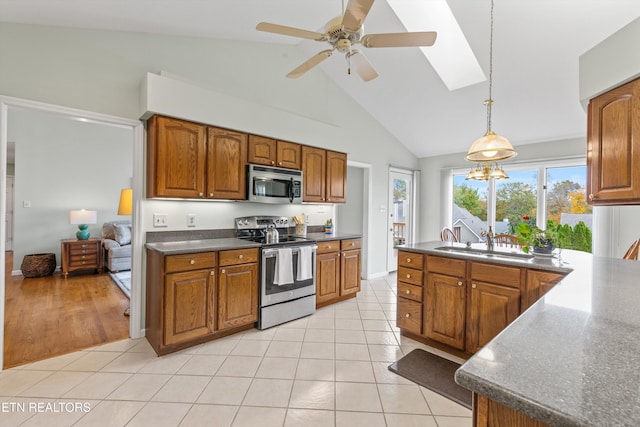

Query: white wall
<box><xmin>337</xmin><ymin>166</ymin><xmax>365</xmax><ymax>235</ymax></box>
<box><xmin>8</xmin><ymin>109</ymin><xmax>133</xmax><ymax>271</ymax></box>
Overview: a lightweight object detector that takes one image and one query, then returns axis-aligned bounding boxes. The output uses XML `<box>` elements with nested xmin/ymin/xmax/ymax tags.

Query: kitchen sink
<box><xmin>434</xmin><ymin>246</ymin><xmax>534</xmax><ymax>260</ymax></box>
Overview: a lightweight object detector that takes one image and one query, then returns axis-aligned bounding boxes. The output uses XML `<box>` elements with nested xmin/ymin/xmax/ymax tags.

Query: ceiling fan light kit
<box><xmin>466</xmin><ymin>0</ymin><xmax>516</xmax><ymax>180</ymax></box>
<box><xmin>256</xmin><ymin>0</ymin><xmax>437</xmax><ymax>82</ymax></box>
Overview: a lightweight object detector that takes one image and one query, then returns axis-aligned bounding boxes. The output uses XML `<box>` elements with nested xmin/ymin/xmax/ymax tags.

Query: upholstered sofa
<box><xmin>102</xmin><ymin>221</ymin><xmax>132</xmax><ymax>272</ymax></box>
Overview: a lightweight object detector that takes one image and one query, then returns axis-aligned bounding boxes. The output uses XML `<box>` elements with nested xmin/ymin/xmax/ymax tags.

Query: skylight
<box><xmin>386</xmin><ymin>0</ymin><xmax>485</xmax><ymax>90</ymax></box>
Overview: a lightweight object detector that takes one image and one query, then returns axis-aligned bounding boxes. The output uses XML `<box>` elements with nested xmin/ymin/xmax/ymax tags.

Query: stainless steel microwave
<box><xmin>247</xmin><ymin>164</ymin><xmax>303</xmax><ymax>204</ymax></box>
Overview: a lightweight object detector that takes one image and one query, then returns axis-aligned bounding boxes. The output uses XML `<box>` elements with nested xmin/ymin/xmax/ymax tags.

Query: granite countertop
<box><xmin>303</xmin><ymin>232</ymin><xmax>362</xmax><ymax>242</ymax></box>
<box><xmin>146</xmin><ymin>238</ymin><xmax>261</xmax><ymax>255</ymax></box>
<box><xmin>399</xmin><ymin>240</ymin><xmax>573</xmax><ymax>274</ymax></box>
<box><xmin>452</xmin><ymin>248</ymin><xmax>640</xmax><ymax>426</ymax></box>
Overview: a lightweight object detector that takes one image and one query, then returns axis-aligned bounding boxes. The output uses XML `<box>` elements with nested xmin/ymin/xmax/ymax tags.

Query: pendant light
<box><xmin>466</xmin><ymin>0</ymin><xmax>516</xmax><ymax>172</ymax></box>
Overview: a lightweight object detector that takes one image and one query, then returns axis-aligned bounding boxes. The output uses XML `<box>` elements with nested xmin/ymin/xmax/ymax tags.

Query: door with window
<box><xmin>388</xmin><ymin>169</ymin><xmax>414</xmax><ymax>271</ymax></box>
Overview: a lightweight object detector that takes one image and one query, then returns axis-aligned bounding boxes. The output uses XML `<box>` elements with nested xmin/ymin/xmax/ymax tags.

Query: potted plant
<box><xmin>515</xmin><ymin>217</ymin><xmax>554</xmax><ymax>254</ymax></box>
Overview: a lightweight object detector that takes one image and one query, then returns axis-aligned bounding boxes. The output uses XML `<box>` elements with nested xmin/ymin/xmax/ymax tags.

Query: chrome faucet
<box><xmin>481</xmin><ymin>226</ymin><xmax>494</xmax><ymax>252</ymax></box>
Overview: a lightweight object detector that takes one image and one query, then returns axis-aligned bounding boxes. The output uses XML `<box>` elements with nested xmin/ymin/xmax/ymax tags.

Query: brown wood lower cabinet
<box><xmin>316</xmin><ymin>238</ymin><xmax>362</xmax><ymax>307</ymax></box>
<box><xmin>397</xmin><ymin>250</ymin><xmax>567</xmax><ymax>358</ymax></box>
<box><xmin>146</xmin><ymin>247</ymin><xmax>258</xmax><ymax>355</ymax></box>
<box><xmin>475</xmin><ymin>394</ymin><xmax>551</xmax><ymax>427</ymax></box>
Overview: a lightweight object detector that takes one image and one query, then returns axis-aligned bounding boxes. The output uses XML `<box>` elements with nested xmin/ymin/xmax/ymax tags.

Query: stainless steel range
<box><xmin>235</xmin><ymin>216</ymin><xmax>317</xmax><ymax>329</ymax></box>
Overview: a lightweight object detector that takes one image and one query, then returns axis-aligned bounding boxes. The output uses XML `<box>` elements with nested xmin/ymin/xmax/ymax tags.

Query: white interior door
<box><xmin>387</xmin><ymin>169</ymin><xmax>413</xmax><ymax>272</ymax></box>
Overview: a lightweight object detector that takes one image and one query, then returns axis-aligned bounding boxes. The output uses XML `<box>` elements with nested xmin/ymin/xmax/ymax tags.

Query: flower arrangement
<box><xmin>515</xmin><ymin>216</ymin><xmax>555</xmax><ymax>254</ymax></box>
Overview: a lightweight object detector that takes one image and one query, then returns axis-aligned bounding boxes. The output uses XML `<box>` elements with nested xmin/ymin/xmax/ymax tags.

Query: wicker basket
<box><xmin>21</xmin><ymin>253</ymin><xmax>56</xmax><ymax>278</ymax></box>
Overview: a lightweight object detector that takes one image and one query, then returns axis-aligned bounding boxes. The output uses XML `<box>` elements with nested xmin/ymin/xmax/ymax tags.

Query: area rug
<box><xmin>388</xmin><ymin>349</ymin><xmax>472</xmax><ymax>409</ymax></box>
<box><xmin>108</xmin><ymin>270</ymin><xmax>131</xmax><ymax>298</ymax></box>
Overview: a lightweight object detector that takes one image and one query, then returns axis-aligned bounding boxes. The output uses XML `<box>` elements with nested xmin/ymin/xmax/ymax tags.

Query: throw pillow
<box><xmin>113</xmin><ymin>224</ymin><xmax>132</xmax><ymax>246</ymax></box>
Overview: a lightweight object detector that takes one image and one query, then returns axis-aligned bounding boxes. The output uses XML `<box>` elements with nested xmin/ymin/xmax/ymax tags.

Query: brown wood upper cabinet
<box><xmin>248</xmin><ymin>135</ymin><xmax>301</xmax><ymax>170</ymax></box>
<box><xmin>587</xmin><ymin>77</ymin><xmax>640</xmax><ymax>205</ymax></box>
<box><xmin>147</xmin><ymin>115</ymin><xmax>247</xmax><ymax>200</ymax></box>
<box><xmin>302</xmin><ymin>146</ymin><xmax>347</xmax><ymax>203</ymax></box>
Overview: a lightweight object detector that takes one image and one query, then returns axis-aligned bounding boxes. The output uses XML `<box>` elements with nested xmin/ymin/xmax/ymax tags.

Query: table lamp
<box><xmin>69</xmin><ymin>209</ymin><xmax>97</xmax><ymax>240</ymax></box>
<box><xmin>117</xmin><ymin>188</ymin><xmax>133</xmax><ymax>215</ymax></box>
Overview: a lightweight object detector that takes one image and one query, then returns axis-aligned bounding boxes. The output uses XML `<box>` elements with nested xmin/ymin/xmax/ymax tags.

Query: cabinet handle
<box><xmin>221</xmin><ymin>269</ymin><xmax>225</xmax><ymax>274</ymax></box>
<box><xmin>210</xmin><ymin>271</ymin><xmax>215</xmax><ymax>276</ymax></box>
<box><xmin>458</xmin><ymin>281</ymin><xmax>462</xmax><ymax>286</ymax></box>
<box><xmin>209</xmin><ymin>193</ymin><xmax>213</xmax><ymax>197</ymax></box>
<box><xmin>405</xmin><ymin>290</ymin><xmax>411</xmax><ymax>295</ymax></box>
<box><xmin>351</xmin><ymin>242</ymin><xmax>354</xmax><ymax>246</ymax></box>
<box><xmin>278</xmin><ymin>162</ymin><xmax>282</xmax><ymax>166</ymax></box>
<box><xmin>271</xmin><ymin>161</ymin><xmax>275</xmax><ymax>165</ymax></box>
<box><xmin>406</xmin><ymin>274</ymin><xmax>410</xmax><ymax>279</ymax></box>
<box><xmin>472</xmin><ymin>283</ymin><xmax>477</xmax><ymax>289</ymax></box>
<box><xmin>406</xmin><ymin>258</ymin><xmax>411</xmax><ymax>263</ymax></box>
<box><xmin>199</xmin><ymin>192</ymin><xmax>203</xmax><ymax>196</ymax></box>
<box><xmin>405</xmin><ymin>313</ymin><xmax>410</xmax><ymax>318</ymax></box>
<box><xmin>190</xmin><ymin>260</ymin><xmax>195</xmax><ymax>265</ymax></box>
<box><xmin>589</xmin><ymin>193</ymin><xmax>596</xmax><ymax>200</ymax></box>
<box><xmin>239</xmin><ymin>254</ymin><xmax>243</xmax><ymax>259</ymax></box>
<box><xmin>327</xmin><ymin>245</ymin><xmax>331</xmax><ymax>249</ymax></box>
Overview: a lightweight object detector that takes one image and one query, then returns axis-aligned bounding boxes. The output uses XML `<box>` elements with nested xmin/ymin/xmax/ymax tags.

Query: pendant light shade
<box><xmin>466</xmin><ymin>130</ymin><xmax>516</xmax><ymax>162</ymax></box>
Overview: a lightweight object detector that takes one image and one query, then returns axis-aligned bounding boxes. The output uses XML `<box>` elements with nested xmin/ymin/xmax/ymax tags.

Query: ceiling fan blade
<box><xmin>286</xmin><ymin>49</ymin><xmax>335</xmax><ymax>78</ymax></box>
<box><xmin>256</xmin><ymin>22</ymin><xmax>326</xmax><ymax>41</ymax></box>
<box><xmin>341</xmin><ymin>0</ymin><xmax>374</xmax><ymax>32</ymax></box>
<box><xmin>346</xmin><ymin>50</ymin><xmax>379</xmax><ymax>82</ymax></box>
<box><xmin>361</xmin><ymin>31</ymin><xmax>437</xmax><ymax>48</ymax></box>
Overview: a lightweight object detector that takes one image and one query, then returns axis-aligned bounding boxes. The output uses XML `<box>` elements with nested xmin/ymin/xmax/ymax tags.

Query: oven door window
<box><xmin>253</xmin><ymin>178</ymin><xmax>291</xmax><ymax>199</ymax></box>
<box><xmin>263</xmin><ymin>251</ymin><xmax>314</xmax><ymax>295</ymax></box>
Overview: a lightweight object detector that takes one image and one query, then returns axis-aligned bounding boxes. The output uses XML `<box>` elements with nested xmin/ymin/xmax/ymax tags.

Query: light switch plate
<box><xmin>187</xmin><ymin>214</ymin><xmax>196</xmax><ymax>227</ymax></box>
<box><xmin>153</xmin><ymin>213</ymin><xmax>168</xmax><ymax>227</ymax></box>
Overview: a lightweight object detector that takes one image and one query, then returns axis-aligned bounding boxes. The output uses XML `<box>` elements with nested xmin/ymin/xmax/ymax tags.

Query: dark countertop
<box><xmin>444</xmin><ymin>244</ymin><xmax>640</xmax><ymax>426</ymax></box>
<box><xmin>398</xmin><ymin>240</ymin><xmax>574</xmax><ymax>274</ymax></box>
<box><xmin>146</xmin><ymin>238</ymin><xmax>261</xmax><ymax>255</ymax></box>
<box><xmin>303</xmin><ymin>232</ymin><xmax>362</xmax><ymax>242</ymax></box>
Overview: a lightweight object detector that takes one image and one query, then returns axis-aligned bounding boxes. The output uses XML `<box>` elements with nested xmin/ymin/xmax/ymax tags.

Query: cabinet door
<box><xmin>587</xmin><ymin>78</ymin><xmax>640</xmax><ymax>205</ymax></box>
<box><xmin>326</xmin><ymin>150</ymin><xmax>347</xmax><ymax>203</ymax></box>
<box><xmin>149</xmin><ymin>116</ymin><xmax>207</xmax><ymax>198</ymax></box>
<box><xmin>523</xmin><ymin>270</ymin><xmax>565</xmax><ymax>311</ymax></box>
<box><xmin>248</xmin><ymin>135</ymin><xmax>277</xmax><ymax>166</ymax></box>
<box><xmin>164</xmin><ymin>269</ymin><xmax>215</xmax><ymax>346</ymax></box>
<box><xmin>277</xmin><ymin>141</ymin><xmax>301</xmax><ymax>169</ymax></box>
<box><xmin>340</xmin><ymin>249</ymin><xmax>361</xmax><ymax>296</ymax></box>
<box><xmin>316</xmin><ymin>251</ymin><xmax>340</xmax><ymax>306</ymax></box>
<box><xmin>302</xmin><ymin>146</ymin><xmax>326</xmax><ymax>202</ymax></box>
<box><xmin>425</xmin><ymin>273</ymin><xmax>466</xmax><ymax>350</ymax></box>
<box><xmin>207</xmin><ymin>127</ymin><xmax>248</xmax><ymax>200</ymax></box>
<box><xmin>467</xmin><ymin>281</ymin><xmax>520</xmax><ymax>354</ymax></box>
<box><xmin>218</xmin><ymin>263</ymin><xmax>258</xmax><ymax>330</ymax></box>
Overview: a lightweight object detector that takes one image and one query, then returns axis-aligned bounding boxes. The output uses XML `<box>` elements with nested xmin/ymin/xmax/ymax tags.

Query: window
<box><xmin>451</xmin><ymin>159</ymin><xmax>592</xmax><ymax>251</ymax></box>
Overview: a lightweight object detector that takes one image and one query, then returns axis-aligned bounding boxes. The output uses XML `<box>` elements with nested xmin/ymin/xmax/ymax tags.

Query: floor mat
<box><xmin>108</xmin><ymin>270</ymin><xmax>131</xmax><ymax>298</ymax></box>
<box><xmin>388</xmin><ymin>349</ymin><xmax>472</xmax><ymax>409</ymax></box>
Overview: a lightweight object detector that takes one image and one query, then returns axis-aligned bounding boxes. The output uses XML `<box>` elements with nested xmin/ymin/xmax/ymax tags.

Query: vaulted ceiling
<box><xmin>1</xmin><ymin>0</ymin><xmax>639</xmax><ymax>158</ymax></box>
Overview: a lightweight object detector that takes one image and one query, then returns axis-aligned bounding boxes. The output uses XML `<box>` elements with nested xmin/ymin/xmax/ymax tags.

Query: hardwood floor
<box><xmin>3</xmin><ymin>271</ymin><xmax>130</xmax><ymax>368</ymax></box>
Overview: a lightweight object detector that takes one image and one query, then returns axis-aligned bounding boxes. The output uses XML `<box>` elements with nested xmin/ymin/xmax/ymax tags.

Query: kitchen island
<box><xmin>399</xmin><ymin>241</ymin><xmax>640</xmax><ymax>426</ymax></box>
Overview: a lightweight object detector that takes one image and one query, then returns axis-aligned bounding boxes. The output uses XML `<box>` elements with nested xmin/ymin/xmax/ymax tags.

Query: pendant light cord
<box><xmin>486</xmin><ymin>0</ymin><xmax>495</xmax><ymax>133</ymax></box>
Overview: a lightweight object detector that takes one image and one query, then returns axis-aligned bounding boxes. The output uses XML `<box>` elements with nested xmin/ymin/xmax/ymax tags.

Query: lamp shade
<box><xmin>69</xmin><ymin>209</ymin><xmax>97</xmax><ymax>225</ymax></box>
<box><xmin>465</xmin><ymin>131</ymin><xmax>517</xmax><ymax>162</ymax></box>
<box><xmin>117</xmin><ymin>188</ymin><xmax>133</xmax><ymax>215</ymax></box>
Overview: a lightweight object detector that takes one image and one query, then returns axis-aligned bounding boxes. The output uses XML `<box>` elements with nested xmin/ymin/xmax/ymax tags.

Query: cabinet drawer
<box><xmin>341</xmin><ymin>239</ymin><xmax>361</xmax><ymax>250</ymax></box>
<box><xmin>397</xmin><ymin>298</ymin><xmax>422</xmax><ymax>335</ymax></box>
<box><xmin>398</xmin><ymin>266</ymin><xmax>423</xmax><ymax>286</ymax></box>
<box><xmin>398</xmin><ymin>282</ymin><xmax>423</xmax><ymax>302</ymax></box>
<box><xmin>398</xmin><ymin>251</ymin><xmax>424</xmax><ymax>269</ymax></box>
<box><xmin>70</xmin><ymin>244</ymin><xmax>99</xmax><ymax>255</ymax></box>
<box><xmin>317</xmin><ymin>240</ymin><xmax>340</xmax><ymax>253</ymax></box>
<box><xmin>69</xmin><ymin>255</ymin><xmax>98</xmax><ymax>267</ymax></box>
<box><xmin>471</xmin><ymin>262</ymin><xmax>521</xmax><ymax>288</ymax></box>
<box><xmin>426</xmin><ymin>255</ymin><xmax>466</xmax><ymax>277</ymax></box>
<box><xmin>166</xmin><ymin>252</ymin><xmax>216</xmax><ymax>273</ymax></box>
<box><xmin>219</xmin><ymin>248</ymin><xmax>259</xmax><ymax>266</ymax></box>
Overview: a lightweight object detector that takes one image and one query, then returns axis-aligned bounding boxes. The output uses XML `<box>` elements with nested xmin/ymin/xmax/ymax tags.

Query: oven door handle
<box><xmin>262</xmin><ymin>245</ymin><xmax>317</xmax><ymax>258</ymax></box>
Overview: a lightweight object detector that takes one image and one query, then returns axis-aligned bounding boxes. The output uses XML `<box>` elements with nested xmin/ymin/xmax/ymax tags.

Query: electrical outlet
<box><xmin>153</xmin><ymin>213</ymin><xmax>168</xmax><ymax>227</ymax></box>
<box><xmin>187</xmin><ymin>214</ymin><xmax>196</xmax><ymax>227</ymax></box>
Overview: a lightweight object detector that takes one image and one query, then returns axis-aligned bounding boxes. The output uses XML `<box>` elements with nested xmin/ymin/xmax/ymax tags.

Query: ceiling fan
<box><xmin>256</xmin><ymin>0</ymin><xmax>437</xmax><ymax>82</ymax></box>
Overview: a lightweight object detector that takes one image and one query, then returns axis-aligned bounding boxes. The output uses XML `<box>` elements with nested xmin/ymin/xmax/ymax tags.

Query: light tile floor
<box><xmin>0</xmin><ymin>273</ymin><xmax>472</xmax><ymax>427</ymax></box>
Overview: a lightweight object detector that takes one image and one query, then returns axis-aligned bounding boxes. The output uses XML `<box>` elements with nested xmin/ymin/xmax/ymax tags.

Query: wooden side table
<box><xmin>61</xmin><ymin>238</ymin><xmax>103</xmax><ymax>278</ymax></box>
